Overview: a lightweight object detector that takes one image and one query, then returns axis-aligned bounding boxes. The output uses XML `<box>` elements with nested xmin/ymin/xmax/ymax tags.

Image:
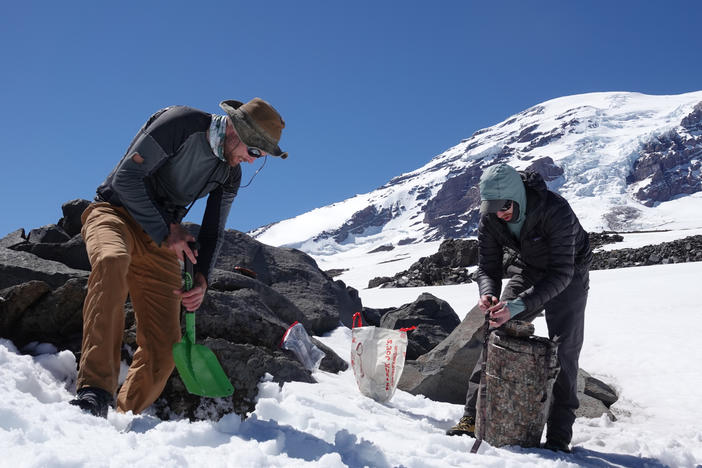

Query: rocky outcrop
<box><xmin>0</xmin><ymin>200</ymin><xmax>358</xmax><ymax>421</ymax></box>
<box><xmin>591</xmin><ymin>235</ymin><xmax>702</xmax><ymax>269</ymax></box>
<box><xmin>368</xmin><ymin>238</ymin><xmax>478</xmax><ymax>288</ymax></box>
<box><xmin>368</xmin><ymin>231</ymin><xmax>702</xmax><ymax>288</ymax></box>
<box><xmin>422</xmin><ymin>167</ymin><xmax>483</xmax><ymax>240</ymax></box>
<box><xmin>627</xmin><ymin>102</ymin><xmax>702</xmax><ymax>206</ymax></box>
<box><xmin>313</xmin><ymin>205</ymin><xmax>397</xmax><ymax>244</ymax></box>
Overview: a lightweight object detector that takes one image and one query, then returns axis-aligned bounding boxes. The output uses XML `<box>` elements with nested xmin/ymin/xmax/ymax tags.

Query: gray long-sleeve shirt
<box><xmin>96</xmin><ymin>105</ymin><xmax>241</xmax><ymax>280</ymax></box>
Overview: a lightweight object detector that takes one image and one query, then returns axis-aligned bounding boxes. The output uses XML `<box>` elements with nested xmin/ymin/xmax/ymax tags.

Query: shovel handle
<box><xmin>182</xmin><ymin>242</ymin><xmax>200</xmax><ymax>343</ymax></box>
<box><xmin>182</xmin><ymin>241</ymin><xmax>200</xmax><ymax>292</ymax></box>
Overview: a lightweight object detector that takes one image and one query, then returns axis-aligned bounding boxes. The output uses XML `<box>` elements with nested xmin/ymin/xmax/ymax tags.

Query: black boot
<box><xmin>543</xmin><ymin>437</ymin><xmax>571</xmax><ymax>453</ymax></box>
<box><xmin>69</xmin><ymin>387</ymin><xmax>112</xmax><ymax>418</ymax></box>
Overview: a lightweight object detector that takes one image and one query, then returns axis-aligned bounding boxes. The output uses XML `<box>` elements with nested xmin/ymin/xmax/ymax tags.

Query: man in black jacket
<box><xmin>447</xmin><ymin>163</ymin><xmax>592</xmax><ymax>452</ymax></box>
<box><xmin>70</xmin><ymin>98</ymin><xmax>288</xmax><ymax>417</ymax></box>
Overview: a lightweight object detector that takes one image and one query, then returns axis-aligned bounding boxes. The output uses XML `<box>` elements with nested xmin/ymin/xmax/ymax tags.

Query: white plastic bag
<box><xmin>350</xmin><ymin>312</ymin><xmax>414</xmax><ymax>403</ymax></box>
<box><xmin>280</xmin><ymin>321</ymin><xmax>325</xmax><ymax>371</ymax></box>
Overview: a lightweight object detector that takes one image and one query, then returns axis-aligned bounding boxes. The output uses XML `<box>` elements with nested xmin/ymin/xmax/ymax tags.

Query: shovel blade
<box><xmin>173</xmin><ymin>340</ymin><xmax>234</xmax><ymax>398</ymax></box>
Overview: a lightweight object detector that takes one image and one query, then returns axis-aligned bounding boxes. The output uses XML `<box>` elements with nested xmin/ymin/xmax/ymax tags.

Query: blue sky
<box><xmin>1</xmin><ymin>1</ymin><xmax>701</xmax><ymax>238</ymax></box>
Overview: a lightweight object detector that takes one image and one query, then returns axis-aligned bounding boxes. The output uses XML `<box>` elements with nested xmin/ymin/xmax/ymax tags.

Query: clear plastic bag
<box><xmin>280</xmin><ymin>321</ymin><xmax>326</xmax><ymax>371</ymax></box>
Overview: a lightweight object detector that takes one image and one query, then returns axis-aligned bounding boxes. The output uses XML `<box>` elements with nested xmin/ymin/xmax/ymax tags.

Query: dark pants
<box><xmin>464</xmin><ymin>270</ymin><xmax>588</xmax><ymax>444</ymax></box>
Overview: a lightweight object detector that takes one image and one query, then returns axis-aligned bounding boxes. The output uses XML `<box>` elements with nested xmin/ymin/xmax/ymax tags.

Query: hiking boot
<box><xmin>69</xmin><ymin>387</ymin><xmax>112</xmax><ymax>418</ymax></box>
<box><xmin>543</xmin><ymin>438</ymin><xmax>571</xmax><ymax>453</ymax></box>
<box><xmin>446</xmin><ymin>415</ymin><xmax>476</xmax><ymax>437</ymax></box>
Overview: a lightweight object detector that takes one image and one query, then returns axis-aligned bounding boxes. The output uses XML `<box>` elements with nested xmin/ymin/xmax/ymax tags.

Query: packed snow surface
<box><xmin>2</xmin><ymin>249</ymin><xmax>701</xmax><ymax>467</ymax></box>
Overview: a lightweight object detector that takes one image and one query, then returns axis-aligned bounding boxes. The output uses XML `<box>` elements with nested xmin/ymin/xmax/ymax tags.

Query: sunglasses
<box><xmin>497</xmin><ymin>200</ymin><xmax>513</xmax><ymax>212</ymax></box>
<box><xmin>247</xmin><ymin>147</ymin><xmax>266</xmax><ymax>158</ymax></box>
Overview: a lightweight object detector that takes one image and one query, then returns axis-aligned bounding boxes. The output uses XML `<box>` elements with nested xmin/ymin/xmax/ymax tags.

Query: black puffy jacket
<box><xmin>476</xmin><ymin>171</ymin><xmax>592</xmax><ymax>313</ymax></box>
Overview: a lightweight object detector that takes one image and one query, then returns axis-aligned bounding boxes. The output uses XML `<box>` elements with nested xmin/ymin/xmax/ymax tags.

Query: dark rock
<box><xmin>398</xmin><ymin>303</ymin><xmax>485</xmax><ymax>404</ymax></box>
<box><xmin>525</xmin><ymin>157</ymin><xmax>564</xmax><ymax>181</ymax></box>
<box><xmin>627</xmin><ymin>103</ymin><xmax>702</xmax><ymax>206</ymax></box>
<box><xmin>0</xmin><ymin>229</ymin><xmax>27</xmax><ymax>249</ymax></box>
<box><xmin>12</xmin><ymin>234</ymin><xmax>90</xmax><ymax>271</ymax></box>
<box><xmin>422</xmin><ymin>167</ymin><xmax>483</xmax><ymax>239</ymax></box>
<box><xmin>379</xmin><ymin>293</ymin><xmax>460</xmax><ymax>360</ymax></box>
<box><xmin>27</xmin><ymin>224</ymin><xmax>70</xmax><ymax>244</ymax></box>
<box><xmin>591</xmin><ymin>235</ymin><xmax>702</xmax><ymax>270</ymax></box>
<box><xmin>191</xmin><ymin>227</ymin><xmax>362</xmax><ymax>334</ymax></box>
<box><xmin>324</xmin><ymin>268</ymin><xmax>347</xmax><ymax>278</ymax></box>
<box><xmin>154</xmin><ymin>340</ymin><xmax>316</xmax><ymax>420</ymax></box>
<box><xmin>0</xmin><ymin>278</ymin><xmax>86</xmax><ymax>350</ymax></box>
<box><xmin>368</xmin><ymin>238</ymin><xmax>478</xmax><ymax>288</ymax></box>
<box><xmin>58</xmin><ymin>199</ymin><xmax>91</xmax><ymax>237</ymax></box>
<box><xmin>368</xmin><ymin>244</ymin><xmax>394</xmax><ymax>253</ymax></box>
<box><xmin>0</xmin><ymin>280</ymin><xmax>52</xmax><ymax>339</ymax></box>
<box><xmin>0</xmin><ymin>247</ymin><xmax>88</xmax><ymax>290</ymax></box>
<box><xmin>368</xmin><ymin>276</ymin><xmax>392</xmax><ymax>289</ymax></box>
<box><xmin>576</xmin><ymin>370</ymin><xmax>616</xmax><ymax>420</ymax></box>
<box><xmin>314</xmin><ymin>205</ymin><xmax>395</xmax><ymax>244</ymax></box>
<box><xmin>358</xmin><ymin>306</ymin><xmax>394</xmax><ymax>327</ymax></box>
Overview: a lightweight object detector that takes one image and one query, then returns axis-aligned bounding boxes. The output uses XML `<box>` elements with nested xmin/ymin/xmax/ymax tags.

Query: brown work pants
<box><xmin>77</xmin><ymin>203</ymin><xmax>182</xmax><ymax>414</ymax></box>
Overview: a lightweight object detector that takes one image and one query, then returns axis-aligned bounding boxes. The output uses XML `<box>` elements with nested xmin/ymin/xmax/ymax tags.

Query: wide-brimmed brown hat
<box><xmin>219</xmin><ymin>98</ymin><xmax>288</xmax><ymax>159</ymax></box>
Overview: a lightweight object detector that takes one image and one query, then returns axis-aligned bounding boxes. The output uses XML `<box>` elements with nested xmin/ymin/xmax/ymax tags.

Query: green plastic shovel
<box><xmin>172</xmin><ymin>248</ymin><xmax>234</xmax><ymax>398</ymax></box>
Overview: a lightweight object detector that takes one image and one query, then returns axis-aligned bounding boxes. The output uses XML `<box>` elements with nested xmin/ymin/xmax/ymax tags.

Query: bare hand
<box><xmin>487</xmin><ymin>301</ymin><xmax>511</xmax><ymax>328</ymax></box>
<box><xmin>478</xmin><ymin>295</ymin><xmax>498</xmax><ymax>312</ymax></box>
<box><xmin>165</xmin><ymin>223</ymin><xmax>197</xmax><ymax>264</ymax></box>
<box><xmin>173</xmin><ymin>272</ymin><xmax>208</xmax><ymax>311</ymax></box>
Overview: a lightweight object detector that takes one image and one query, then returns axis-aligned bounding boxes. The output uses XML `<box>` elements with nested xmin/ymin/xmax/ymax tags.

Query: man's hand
<box><xmin>478</xmin><ymin>295</ymin><xmax>498</xmax><ymax>312</ymax></box>
<box><xmin>165</xmin><ymin>223</ymin><xmax>197</xmax><ymax>264</ymax></box>
<box><xmin>486</xmin><ymin>300</ymin><xmax>511</xmax><ymax>329</ymax></box>
<box><xmin>174</xmin><ymin>272</ymin><xmax>208</xmax><ymax>311</ymax></box>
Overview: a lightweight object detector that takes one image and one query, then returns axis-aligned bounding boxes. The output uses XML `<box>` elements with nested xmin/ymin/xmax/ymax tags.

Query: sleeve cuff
<box><xmin>507</xmin><ymin>298</ymin><xmax>526</xmax><ymax>318</ymax></box>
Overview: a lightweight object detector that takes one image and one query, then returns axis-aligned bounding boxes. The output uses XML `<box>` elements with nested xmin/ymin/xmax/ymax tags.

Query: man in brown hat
<box><xmin>70</xmin><ymin>98</ymin><xmax>287</xmax><ymax>417</ymax></box>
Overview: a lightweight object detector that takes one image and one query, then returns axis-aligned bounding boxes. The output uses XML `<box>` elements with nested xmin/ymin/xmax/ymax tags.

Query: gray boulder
<box><xmin>201</xmin><ymin>228</ymin><xmax>362</xmax><ymax>334</ymax></box>
<box><xmin>398</xmin><ymin>303</ymin><xmax>486</xmax><ymax>403</ymax></box>
<box><xmin>58</xmin><ymin>199</ymin><xmax>91</xmax><ymax>237</ymax></box>
<box><xmin>0</xmin><ymin>247</ymin><xmax>88</xmax><ymax>290</ymax></box>
<box><xmin>0</xmin><ymin>229</ymin><xmax>27</xmax><ymax>249</ymax></box>
<box><xmin>13</xmin><ymin>234</ymin><xmax>91</xmax><ymax>271</ymax></box>
<box><xmin>379</xmin><ymin>293</ymin><xmax>460</xmax><ymax>360</ymax></box>
<box><xmin>28</xmin><ymin>224</ymin><xmax>71</xmax><ymax>244</ymax></box>
<box><xmin>0</xmin><ymin>278</ymin><xmax>86</xmax><ymax>350</ymax></box>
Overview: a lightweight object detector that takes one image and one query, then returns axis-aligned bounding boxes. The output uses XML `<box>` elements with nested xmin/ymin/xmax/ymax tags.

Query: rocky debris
<box><xmin>368</xmin><ymin>238</ymin><xmax>478</xmax><ymax>288</ymax></box>
<box><xmin>0</xmin><ymin>200</ymin><xmax>357</xmax><ymax>421</ymax></box>
<box><xmin>591</xmin><ymin>235</ymin><xmax>702</xmax><ymax>270</ymax></box>
<box><xmin>369</xmin><ymin>232</ymin><xmax>702</xmax><ymax>288</ymax></box>
<box><xmin>589</xmin><ymin>232</ymin><xmax>624</xmax><ymax>250</ymax></box>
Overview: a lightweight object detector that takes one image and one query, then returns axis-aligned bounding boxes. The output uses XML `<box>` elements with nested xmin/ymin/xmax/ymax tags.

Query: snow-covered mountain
<box><xmin>253</xmin><ymin>91</ymin><xmax>702</xmax><ymax>258</ymax></box>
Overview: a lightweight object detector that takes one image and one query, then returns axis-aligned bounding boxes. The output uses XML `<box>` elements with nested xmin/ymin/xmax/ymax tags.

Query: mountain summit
<box><xmin>253</xmin><ymin>91</ymin><xmax>702</xmax><ymax>257</ymax></box>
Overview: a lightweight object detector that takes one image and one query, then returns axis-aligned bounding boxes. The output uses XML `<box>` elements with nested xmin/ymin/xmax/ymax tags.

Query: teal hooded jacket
<box><xmin>479</xmin><ymin>164</ymin><xmax>527</xmax><ymax>239</ymax></box>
